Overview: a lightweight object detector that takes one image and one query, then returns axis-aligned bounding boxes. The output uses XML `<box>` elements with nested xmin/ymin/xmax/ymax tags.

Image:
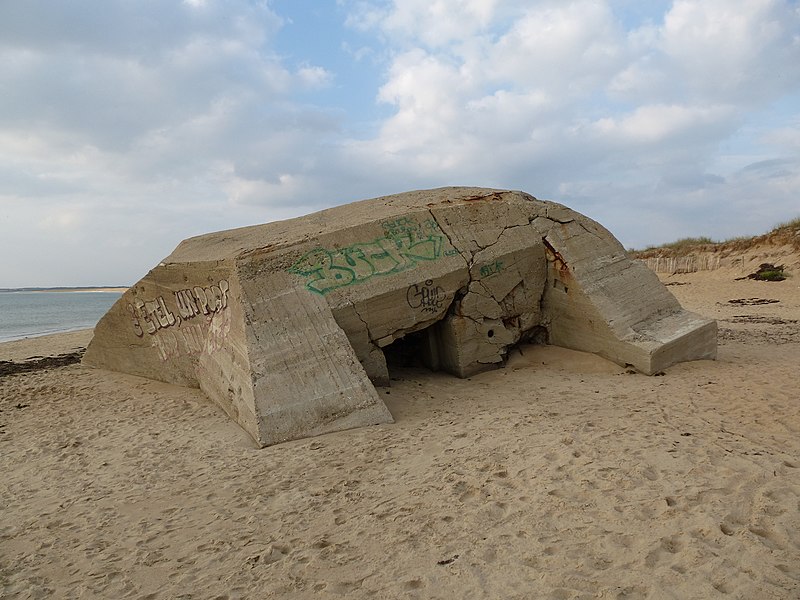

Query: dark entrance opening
<box><xmin>383</xmin><ymin>327</ymin><xmax>437</xmax><ymax>372</ymax></box>
<box><xmin>521</xmin><ymin>325</ymin><xmax>549</xmax><ymax>345</ymax></box>
<box><xmin>383</xmin><ymin>322</ymin><xmax>550</xmax><ymax>380</ymax></box>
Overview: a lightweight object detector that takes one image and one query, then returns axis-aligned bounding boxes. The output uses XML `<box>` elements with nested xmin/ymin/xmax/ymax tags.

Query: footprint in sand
<box><xmin>775</xmin><ymin>563</ymin><xmax>800</xmax><ymax>582</ymax></box>
<box><xmin>644</xmin><ymin>535</ymin><xmax>684</xmax><ymax>567</ymax></box>
<box><xmin>453</xmin><ymin>480</ymin><xmax>483</xmax><ymax>503</ymax></box>
<box><xmin>712</xmin><ymin>580</ymin><xmax>734</xmax><ymax>594</ymax></box>
<box><xmin>404</xmin><ymin>579</ymin><xmax>425</xmax><ymax>590</ymax></box>
<box><xmin>616</xmin><ymin>585</ymin><xmax>648</xmax><ymax>599</ymax></box>
<box><xmin>641</xmin><ymin>465</ymin><xmax>659</xmax><ymax>481</ymax></box>
<box><xmin>246</xmin><ymin>543</ymin><xmax>290</xmax><ymax>567</ymax></box>
<box><xmin>747</xmin><ymin>524</ymin><xmax>787</xmax><ymax>551</ymax></box>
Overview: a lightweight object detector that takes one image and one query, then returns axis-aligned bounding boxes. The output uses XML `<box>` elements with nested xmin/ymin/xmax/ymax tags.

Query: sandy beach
<box><xmin>37</xmin><ymin>288</ymin><xmax>129</xmax><ymax>294</ymax></box>
<box><xmin>1</xmin><ymin>267</ymin><xmax>799</xmax><ymax>599</ymax></box>
<box><xmin>0</xmin><ymin>288</ymin><xmax>129</xmax><ymax>295</ymax></box>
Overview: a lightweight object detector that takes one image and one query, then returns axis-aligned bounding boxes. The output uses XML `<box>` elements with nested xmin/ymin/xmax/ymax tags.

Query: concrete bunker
<box><xmin>84</xmin><ymin>187</ymin><xmax>717</xmax><ymax>447</ymax></box>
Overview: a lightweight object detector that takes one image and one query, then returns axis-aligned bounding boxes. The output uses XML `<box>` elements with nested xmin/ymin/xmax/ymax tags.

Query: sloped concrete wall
<box><xmin>84</xmin><ymin>187</ymin><xmax>717</xmax><ymax>447</ymax></box>
<box><xmin>538</xmin><ymin>215</ymin><xmax>716</xmax><ymax>373</ymax></box>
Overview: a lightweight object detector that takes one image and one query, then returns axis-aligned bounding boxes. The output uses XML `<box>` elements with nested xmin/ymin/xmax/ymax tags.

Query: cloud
<box><xmin>0</xmin><ymin>1</ymin><xmax>346</xmax><ymax>286</ymax></box>
<box><xmin>761</xmin><ymin>118</ymin><xmax>800</xmax><ymax>152</ymax></box>
<box><xmin>0</xmin><ymin>1</ymin><xmax>281</xmax><ymax>58</ymax></box>
<box><xmin>344</xmin><ymin>0</ymin><xmax>499</xmax><ymax>43</ymax></box>
<box><xmin>1</xmin><ymin>0</ymin><xmax>799</xmax><ymax>286</ymax></box>
<box><xmin>589</xmin><ymin>103</ymin><xmax>738</xmax><ymax>145</ymax></box>
<box><xmin>342</xmin><ymin>0</ymin><xmax>799</xmax><ymax>244</ymax></box>
<box><xmin>660</xmin><ymin>0</ymin><xmax>800</xmax><ymax>100</ymax></box>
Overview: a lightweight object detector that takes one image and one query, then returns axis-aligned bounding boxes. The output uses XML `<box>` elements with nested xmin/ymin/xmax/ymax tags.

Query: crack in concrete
<box><xmin>573</xmin><ymin>218</ymin><xmax>607</xmax><ymax>242</ymax></box>
<box><xmin>350</xmin><ymin>303</ymin><xmax>374</xmax><ymax>344</ymax></box>
<box><xmin>475</xmin><ymin>280</ymin><xmax>495</xmax><ymax>300</ymax></box>
<box><xmin>426</xmin><ymin>208</ymin><xmax>472</xmax><ymax>269</ymax></box>
<box><xmin>427</xmin><ymin>208</ymin><xmax>479</xmax><ymax>303</ymax></box>
<box><xmin>459</xmin><ymin>190</ymin><xmax>510</xmax><ymax>203</ymax></box>
<box><xmin>542</xmin><ymin>236</ymin><xmax>568</xmax><ymax>270</ymax></box>
<box><xmin>471</xmin><ymin>222</ymin><xmax>513</xmax><ymax>253</ymax></box>
<box><xmin>459</xmin><ymin>313</ymin><xmax>484</xmax><ymax>326</ymax></box>
<box><xmin>544</xmin><ymin>206</ymin><xmax>576</xmax><ymax>225</ymax></box>
<box><xmin>429</xmin><ymin>208</ymin><xmax>528</xmax><ymax>266</ymax></box>
<box><xmin>538</xmin><ymin>236</ymin><xmax>558</xmax><ymax>331</ymax></box>
<box><xmin>478</xmin><ymin>224</ymin><xmax>508</xmax><ymax>252</ymax></box>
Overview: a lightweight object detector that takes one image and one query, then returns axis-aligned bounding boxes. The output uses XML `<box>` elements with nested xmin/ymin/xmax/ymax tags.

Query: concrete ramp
<box><xmin>84</xmin><ymin>187</ymin><xmax>717</xmax><ymax>447</ymax></box>
<box><xmin>240</xmin><ymin>275</ymin><xmax>393</xmax><ymax>446</ymax></box>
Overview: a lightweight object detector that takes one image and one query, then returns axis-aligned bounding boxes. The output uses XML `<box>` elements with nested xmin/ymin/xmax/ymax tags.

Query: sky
<box><xmin>1</xmin><ymin>0</ymin><xmax>799</xmax><ymax>287</ymax></box>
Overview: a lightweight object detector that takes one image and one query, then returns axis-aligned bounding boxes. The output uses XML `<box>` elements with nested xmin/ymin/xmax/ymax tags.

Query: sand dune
<box><xmin>1</xmin><ymin>267</ymin><xmax>799</xmax><ymax>598</ymax></box>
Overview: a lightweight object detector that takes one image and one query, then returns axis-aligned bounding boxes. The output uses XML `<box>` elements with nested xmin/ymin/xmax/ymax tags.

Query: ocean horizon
<box><xmin>0</xmin><ymin>290</ymin><xmax>124</xmax><ymax>343</ymax></box>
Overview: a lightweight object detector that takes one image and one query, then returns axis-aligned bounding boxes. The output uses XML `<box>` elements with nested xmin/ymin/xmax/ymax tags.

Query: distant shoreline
<box><xmin>0</xmin><ymin>287</ymin><xmax>128</xmax><ymax>294</ymax></box>
<box><xmin>0</xmin><ymin>327</ymin><xmax>95</xmax><ymax>346</ymax></box>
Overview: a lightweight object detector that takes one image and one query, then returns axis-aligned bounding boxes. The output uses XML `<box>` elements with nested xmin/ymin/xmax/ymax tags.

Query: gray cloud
<box><xmin>1</xmin><ymin>0</ymin><xmax>799</xmax><ymax>286</ymax></box>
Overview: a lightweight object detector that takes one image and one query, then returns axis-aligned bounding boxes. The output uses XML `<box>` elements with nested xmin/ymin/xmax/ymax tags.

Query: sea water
<box><xmin>0</xmin><ymin>291</ymin><xmax>123</xmax><ymax>343</ymax></box>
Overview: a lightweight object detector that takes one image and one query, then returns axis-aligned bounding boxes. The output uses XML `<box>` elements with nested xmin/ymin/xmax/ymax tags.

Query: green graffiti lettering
<box><xmin>289</xmin><ymin>219</ymin><xmax>451</xmax><ymax>294</ymax></box>
<box><xmin>401</xmin><ymin>237</ymin><xmax>441</xmax><ymax>261</ymax></box>
<box><xmin>479</xmin><ymin>260</ymin><xmax>503</xmax><ymax>278</ymax></box>
<box><xmin>288</xmin><ymin>248</ymin><xmax>357</xmax><ymax>294</ymax></box>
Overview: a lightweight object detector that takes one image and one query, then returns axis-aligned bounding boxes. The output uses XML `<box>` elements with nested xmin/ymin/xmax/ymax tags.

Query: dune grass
<box><xmin>631</xmin><ymin>216</ymin><xmax>800</xmax><ymax>257</ymax></box>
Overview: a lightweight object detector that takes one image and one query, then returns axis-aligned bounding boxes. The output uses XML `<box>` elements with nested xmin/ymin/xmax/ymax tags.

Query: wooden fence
<box><xmin>639</xmin><ymin>255</ymin><xmax>722</xmax><ymax>273</ymax></box>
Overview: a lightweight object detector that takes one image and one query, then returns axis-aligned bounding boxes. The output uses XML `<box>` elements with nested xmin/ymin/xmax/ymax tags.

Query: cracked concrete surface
<box><xmin>84</xmin><ymin>187</ymin><xmax>717</xmax><ymax>447</ymax></box>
